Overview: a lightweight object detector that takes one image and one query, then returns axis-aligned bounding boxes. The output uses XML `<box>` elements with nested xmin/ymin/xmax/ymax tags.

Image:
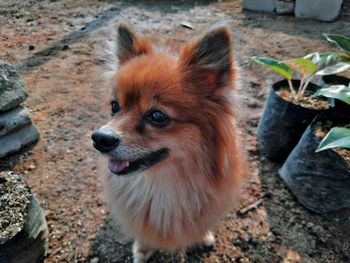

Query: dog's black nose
<box><xmin>91</xmin><ymin>128</ymin><xmax>119</xmax><ymax>153</ymax></box>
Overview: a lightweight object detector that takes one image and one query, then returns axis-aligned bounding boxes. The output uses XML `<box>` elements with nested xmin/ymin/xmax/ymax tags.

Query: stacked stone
<box><xmin>276</xmin><ymin>0</ymin><xmax>295</xmax><ymax>14</ymax></box>
<box><xmin>243</xmin><ymin>0</ymin><xmax>343</xmax><ymax>22</ymax></box>
<box><xmin>295</xmin><ymin>0</ymin><xmax>343</xmax><ymax>22</ymax></box>
<box><xmin>0</xmin><ymin>61</ymin><xmax>39</xmax><ymax>159</ymax></box>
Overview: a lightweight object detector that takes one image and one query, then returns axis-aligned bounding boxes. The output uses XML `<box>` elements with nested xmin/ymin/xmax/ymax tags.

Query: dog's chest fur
<box><xmin>100</xmin><ymin>161</ymin><xmax>233</xmax><ymax>249</ymax></box>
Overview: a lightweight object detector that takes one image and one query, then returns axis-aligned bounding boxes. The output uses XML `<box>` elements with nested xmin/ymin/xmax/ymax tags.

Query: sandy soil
<box><xmin>1</xmin><ymin>0</ymin><xmax>350</xmax><ymax>262</ymax></box>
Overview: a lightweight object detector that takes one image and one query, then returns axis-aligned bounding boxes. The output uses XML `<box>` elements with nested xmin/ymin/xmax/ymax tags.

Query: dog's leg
<box><xmin>132</xmin><ymin>240</ymin><xmax>154</xmax><ymax>263</ymax></box>
<box><xmin>203</xmin><ymin>231</ymin><xmax>215</xmax><ymax>247</ymax></box>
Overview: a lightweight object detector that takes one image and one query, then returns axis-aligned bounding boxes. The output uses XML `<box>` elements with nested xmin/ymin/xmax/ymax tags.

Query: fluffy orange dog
<box><xmin>92</xmin><ymin>23</ymin><xmax>245</xmax><ymax>263</ymax></box>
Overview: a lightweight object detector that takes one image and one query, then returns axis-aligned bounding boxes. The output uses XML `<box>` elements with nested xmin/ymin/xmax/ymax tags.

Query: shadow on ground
<box><xmin>86</xmin><ymin>216</ymin><xmax>219</xmax><ymax>263</ymax></box>
<box><xmin>258</xmin><ymin>154</ymin><xmax>350</xmax><ymax>262</ymax></box>
<box><xmin>85</xmin><ymin>149</ymin><xmax>350</xmax><ymax>263</ymax></box>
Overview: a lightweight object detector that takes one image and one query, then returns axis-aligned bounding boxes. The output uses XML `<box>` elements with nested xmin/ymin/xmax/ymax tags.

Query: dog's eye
<box><xmin>111</xmin><ymin>100</ymin><xmax>120</xmax><ymax>116</ymax></box>
<box><xmin>147</xmin><ymin>110</ymin><xmax>169</xmax><ymax>127</ymax></box>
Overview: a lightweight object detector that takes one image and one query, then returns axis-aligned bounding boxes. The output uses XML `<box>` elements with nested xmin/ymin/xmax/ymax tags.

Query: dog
<box><xmin>92</xmin><ymin>23</ymin><xmax>245</xmax><ymax>263</ymax></box>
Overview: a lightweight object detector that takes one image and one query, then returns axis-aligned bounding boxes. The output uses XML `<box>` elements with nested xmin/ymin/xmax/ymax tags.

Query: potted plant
<box><xmin>320</xmin><ymin>34</ymin><xmax>350</xmax><ymax>114</ymax></box>
<box><xmin>321</xmin><ymin>74</ymin><xmax>349</xmax><ymax>115</ymax></box>
<box><xmin>0</xmin><ymin>171</ymin><xmax>48</xmax><ymax>263</ymax></box>
<box><xmin>252</xmin><ymin>49</ymin><xmax>350</xmax><ymax>161</ymax></box>
<box><xmin>279</xmin><ymin>84</ymin><xmax>350</xmax><ymax>213</ymax></box>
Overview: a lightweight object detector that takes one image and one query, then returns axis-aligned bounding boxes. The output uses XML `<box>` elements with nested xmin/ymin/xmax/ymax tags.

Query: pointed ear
<box><xmin>179</xmin><ymin>27</ymin><xmax>234</xmax><ymax>95</ymax></box>
<box><xmin>116</xmin><ymin>23</ymin><xmax>152</xmax><ymax>64</ymax></box>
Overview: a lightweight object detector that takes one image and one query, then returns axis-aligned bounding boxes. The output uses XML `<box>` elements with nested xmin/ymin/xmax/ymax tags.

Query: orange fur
<box><xmin>96</xmin><ymin>24</ymin><xmax>246</xmax><ymax>254</ymax></box>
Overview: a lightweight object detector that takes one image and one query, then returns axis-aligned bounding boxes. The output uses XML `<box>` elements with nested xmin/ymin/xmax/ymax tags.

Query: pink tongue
<box><xmin>108</xmin><ymin>159</ymin><xmax>128</xmax><ymax>174</ymax></box>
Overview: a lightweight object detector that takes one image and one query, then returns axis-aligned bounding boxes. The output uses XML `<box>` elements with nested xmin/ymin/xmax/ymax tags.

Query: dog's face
<box><xmin>92</xmin><ymin>24</ymin><xmax>236</xmax><ymax>177</ymax></box>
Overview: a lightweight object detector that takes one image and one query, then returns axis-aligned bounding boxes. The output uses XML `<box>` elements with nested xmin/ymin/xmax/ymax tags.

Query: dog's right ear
<box><xmin>179</xmin><ymin>26</ymin><xmax>234</xmax><ymax>96</ymax></box>
<box><xmin>116</xmin><ymin>23</ymin><xmax>152</xmax><ymax>64</ymax></box>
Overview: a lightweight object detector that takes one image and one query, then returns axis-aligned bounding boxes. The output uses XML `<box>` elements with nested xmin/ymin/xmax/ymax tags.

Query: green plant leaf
<box><xmin>304</xmin><ymin>52</ymin><xmax>321</xmax><ymax>65</ymax></box>
<box><xmin>324</xmin><ymin>34</ymin><xmax>350</xmax><ymax>58</ymax></box>
<box><xmin>317</xmin><ymin>85</ymin><xmax>350</xmax><ymax>105</ymax></box>
<box><xmin>304</xmin><ymin>52</ymin><xmax>340</xmax><ymax>67</ymax></box>
<box><xmin>251</xmin><ymin>57</ymin><xmax>293</xmax><ymax>80</ymax></box>
<box><xmin>283</xmin><ymin>58</ymin><xmax>318</xmax><ymax>78</ymax></box>
<box><xmin>316</xmin><ymin>127</ymin><xmax>350</xmax><ymax>152</ymax></box>
<box><xmin>317</xmin><ymin>62</ymin><xmax>350</xmax><ymax>75</ymax></box>
<box><xmin>304</xmin><ymin>52</ymin><xmax>350</xmax><ymax>75</ymax></box>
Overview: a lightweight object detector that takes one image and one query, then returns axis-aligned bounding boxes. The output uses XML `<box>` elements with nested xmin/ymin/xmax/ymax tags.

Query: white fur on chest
<box><xmin>100</xmin><ymin>163</ymin><xmax>223</xmax><ymax>246</ymax></box>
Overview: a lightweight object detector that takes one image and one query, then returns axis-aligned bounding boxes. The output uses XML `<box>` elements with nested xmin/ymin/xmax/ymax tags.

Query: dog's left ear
<box><xmin>179</xmin><ymin>27</ymin><xmax>234</xmax><ymax>95</ymax></box>
<box><xmin>116</xmin><ymin>23</ymin><xmax>152</xmax><ymax>64</ymax></box>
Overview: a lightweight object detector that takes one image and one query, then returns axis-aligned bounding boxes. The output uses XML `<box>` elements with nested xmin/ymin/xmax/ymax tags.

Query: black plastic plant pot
<box><xmin>279</xmin><ymin>111</ymin><xmax>350</xmax><ymax>213</ymax></box>
<box><xmin>257</xmin><ymin>79</ymin><xmax>327</xmax><ymax>162</ymax></box>
<box><xmin>321</xmin><ymin>75</ymin><xmax>349</xmax><ymax>86</ymax></box>
<box><xmin>0</xmin><ymin>172</ymin><xmax>48</xmax><ymax>263</ymax></box>
<box><xmin>321</xmin><ymin>75</ymin><xmax>350</xmax><ymax>114</ymax></box>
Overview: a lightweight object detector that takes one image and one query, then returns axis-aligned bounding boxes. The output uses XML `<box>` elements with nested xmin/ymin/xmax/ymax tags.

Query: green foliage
<box><xmin>250</xmin><ymin>57</ymin><xmax>293</xmax><ymax>80</ymax></box>
<box><xmin>324</xmin><ymin>34</ymin><xmax>350</xmax><ymax>58</ymax></box>
<box><xmin>251</xmin><ymin>34</ymin><xmax>350</xmax><ymax>101</ymax></box>
<box><xmin>316</xmin><ymin>82</ymin><xmax>350</xmax><ymax>153</ymax></box>
<box><xmin>316</xmin><ymin>127</ymin><xmax>350</xmax><ymax>152</ymax></box>
<box><xmin>283</xmin><ymin>58</ymin><xmax>318</xmax><ymax>78</ymax></box>
<box><xmin>318</xmin><ymin>85</ymin><xmax>350</xmax><ymax>105</ymax></box>
<box><xmin>305</xmin><ymin>52</ymin><xmax>350</xmax><ymax>76</ymax></box>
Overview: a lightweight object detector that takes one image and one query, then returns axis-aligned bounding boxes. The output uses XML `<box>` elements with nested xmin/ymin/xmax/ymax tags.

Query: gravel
<box><xmin>0</xmin><ymin>171</ymin><xmax>31</xmax><ymax>244</ymax></box>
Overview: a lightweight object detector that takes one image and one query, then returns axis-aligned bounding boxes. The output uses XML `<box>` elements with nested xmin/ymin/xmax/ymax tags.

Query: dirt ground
<box><xmin>1</xmin><ymin>0</ymin><xmax>350</xmax><ymax>262</ymax></box>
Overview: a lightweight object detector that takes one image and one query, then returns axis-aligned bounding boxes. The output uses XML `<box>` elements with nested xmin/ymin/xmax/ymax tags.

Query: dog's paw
<box><xmin>132</xmin><ymin>241</ymin><xmax>154</xmax><ymax>263</ymax></box>
<box><xmin>203</xmin><ymin>231</ymin><xmax>215</xmax><ymax>247</ymax></box>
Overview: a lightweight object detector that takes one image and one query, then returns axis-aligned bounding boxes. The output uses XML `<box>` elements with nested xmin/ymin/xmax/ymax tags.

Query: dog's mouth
<box><xmin>107</xmin><ymin>148</ymin><xmax>169</xmax><ymax>176</ymax></box>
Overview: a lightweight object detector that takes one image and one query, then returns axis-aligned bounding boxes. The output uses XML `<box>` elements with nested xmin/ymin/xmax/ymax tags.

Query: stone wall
<box><xmin>243</xmin><ymin>0</ymin><xmax>343</xmax><ymax>22</ymax></box>
<box><xmin>0</xmin><ymin>61</ymin><xmax>39</xmax><ymax>159</ymax></box>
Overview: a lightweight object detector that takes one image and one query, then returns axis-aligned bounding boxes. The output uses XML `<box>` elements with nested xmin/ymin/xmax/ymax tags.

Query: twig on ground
<box><xmin>237</xmin><ymin>199</ymin><xmax>263</xmax><ymax>217</ymax></box>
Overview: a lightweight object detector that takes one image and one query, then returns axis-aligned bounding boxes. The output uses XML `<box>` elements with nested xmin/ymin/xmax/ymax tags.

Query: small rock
<box><xmin>26</xmin><ymin>164</ymin><xmax>36</xmax><ymax>171</ymax></box>
<box><xmin>272</xmin><ymin>237</ymin><xmax>282</xmax><ymax>244</ymax></box>
<box><xmin>263</xmin><ymin>191</ymin><xmax>273</xmax><ymax>198</ymax></box>
<box><xmin>62</xmin><ymin>44</ymin><xmax>69</xmax><ymax>50</ymax></box>
<box><xmin>271</xmin><ymin>226</ymin><xmax>281</xmax><ymax>236</ymax></box>
<box><xmin>98</xmin><ymin>244</ymin><xmax>108</xmax><ymax>255</ymax></box>
<box><xmin>28</xmin><ymin>45</ymin><xmax>35</xmax><ymax>51</ymax></box>
<box><xmin>288</xmin><ymin>216</ymin><xmax>296</xmax><ymax>225</ymax></box>
<box><xmin>241</xmin><ymin>242</ymin><xmax>249</xmax><ymax>251</ymax></box>
<box><xmin>307</xmin><ymin>248</ymin><xmax>315</xmax><ymax>257</ymax></box>
<box><xmin>279</xmin><ymin>197</ymin><xmax>287</xmax><ymax>203</ymax></box>
<box><xmin>285</xmin><ymin>250</ymin><xmax>301</xmax><ymax>262</ymax></box>
<box><xmin>90</xmin><ymin>257</ymin><xmax>99</xmax><ymax>263</ymax></box>
<box><xmin>247</xmin><ymin>236</ymin><xmax>258</xmax><ymax>247</ymax></box>
<box><xmin>306</xmin><ymin>222</ymin><xmax>314</xmax><ymax>229</ymax></box>
<box><xmin>233</xmin><ymin>238</ymin><xmax>249</xmax><ymax>251</ymax></box>
<box><xmin>295</xmin><ymin>208</ymin><xmax>302</xmax><ymax>215</ymax></box>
